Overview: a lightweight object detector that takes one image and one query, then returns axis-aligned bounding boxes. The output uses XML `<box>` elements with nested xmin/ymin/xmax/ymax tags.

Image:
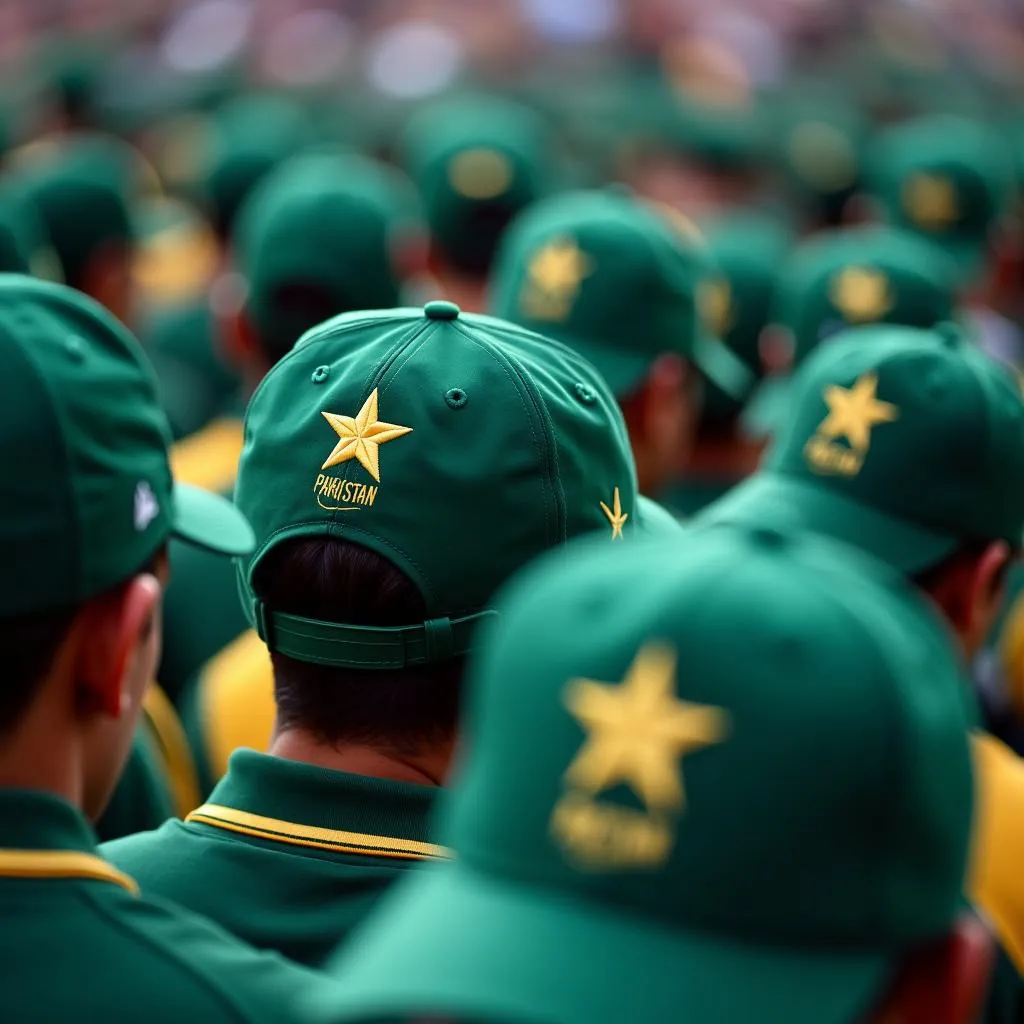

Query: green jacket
<box><xmin>102</xmin><ymin>749</ymin><xmax>447</xmax><ymax>967</ymax></box>
<box><xmin>0</xmin><ymin>788</ymin><xmax>332</xmax><ymax>1022</ymax></box>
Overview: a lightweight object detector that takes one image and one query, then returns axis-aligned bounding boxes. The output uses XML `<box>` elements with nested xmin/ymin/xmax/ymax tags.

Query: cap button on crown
<box><xmin>424</xmin><ymin>300</ymin><xmax>460</xmax><ymax>321</ymax></box>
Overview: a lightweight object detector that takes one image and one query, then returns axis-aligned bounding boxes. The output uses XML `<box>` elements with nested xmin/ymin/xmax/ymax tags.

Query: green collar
<box><xmin>0</xmin><ymin>789</ymin><xmax>138</xmax><ymax>893</ymax></box>
<box><xmin>189</xmin><ymin>750</ymin><xmax>447</xmax><ymax>861</ymax></box>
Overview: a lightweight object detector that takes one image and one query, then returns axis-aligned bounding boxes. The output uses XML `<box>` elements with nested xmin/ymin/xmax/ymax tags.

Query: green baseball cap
<box><xmin>181</xmin><ymin>95</ymin><xmax>315</xmax><ymax>238</ymax></box>
<box><xmin>489</xmin><ymin>189</ymin><xmax>751</xmax><ymax>402</ymax></box>
<box><xmin>16</xmin><ymin>133</ymin><xmax>146</xmax><ymax>287</ymax></box>
<box><xmin>0</xmin><ymin>182</ymin><xmax>61</xmax><ymax>280</ymax></box>
<box><xmin>235</xmin><ymin>151</ymin><xmax>423</xmax><ymax>359</ymax></box>
<box><xmin>235</xmin><ymin>301</ymin><xmax>639</xmax><ymax>669</ymax></box>
<box><xmin>772</xmin><ymin>224</ymin><xmax>960</xmax><ymax>369</ymax></box>
<box><xmin>865</xmin><ymin>114</ymin><xmax>1013</xmax><ymax>281</ymax></box>
<box><xmin>699</xmin><ymin>211</ymin><xmax>793</xmax><ymax>419</ymax></box>
<box><xmin>704</xmin><ymin>323</ymin><xmax>1024</xmax><ymax>573</ymax></box>
<box><xmin>316</xmin><ymin>521</ymin><xmax>972</xmax><ymax>1024</ymax></box>
<box><xmin>0</xmin><ymin>274</ymin><xmax>254</xmax><ymax>616</ymax></box>
<box><xmin>399</xmin><ymin>94</ymin><xmax>554</xmax><ymax>276</ymax></box>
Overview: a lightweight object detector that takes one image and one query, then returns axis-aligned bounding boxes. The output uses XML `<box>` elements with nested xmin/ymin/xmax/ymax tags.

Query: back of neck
<box><xmin>269</xmin><ymin>728</ymin><xmax>449</xmax><ymax>787</ymax></box>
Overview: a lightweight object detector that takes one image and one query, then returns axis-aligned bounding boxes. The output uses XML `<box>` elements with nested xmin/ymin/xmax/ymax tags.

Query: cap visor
<box><xmin>699</xmin><ymin>472</ymin><xmax>957</xmax><ymax>574</ymax></box>
<box><xmin>171</xmin><ymin>482</ymin><xmax>255</xmax><ymax>557</ymax></box>
<box><xmin>320</xmin><ymin>861</ymin><xmax>892</xmax><ymax>1024</ymax></box>
<box><xmin>693</xmin><ymin>331</ymin><xmax>756</xmax><ymax>403</ymax></box>
<box><xmin>740</xmin><ymin>375</ymin><xmax>793</xmax><ymax>440</ymax></box>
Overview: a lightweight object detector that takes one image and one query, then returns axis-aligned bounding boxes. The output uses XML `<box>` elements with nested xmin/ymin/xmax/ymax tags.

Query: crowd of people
<box><xmin>4</xmin><ymin>2</ymin><xmax>1024</xmax><ymax>1022</ymax></box>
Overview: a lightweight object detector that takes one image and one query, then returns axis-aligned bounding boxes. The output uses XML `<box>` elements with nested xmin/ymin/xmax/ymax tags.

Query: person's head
<box><xmin>229</xmin><ymin>151</ymin><xmax>424</xmax><ymax>380</ymax></box>
<box><xmin>312</xmin><ymin>522</ymin><xmax>984</xmax><ymax>1024</ymax></box>
<box><xmin>489</xmin><ymin>189</ymin><xmax>750</xmax><ymax>494</ymax></box>
<box><xmin>0</xmin><ymin>275</ymin><xmax>253</xmax><ymax>819</ymax></box>
<box><xmin>234</xmin><ymin>303</ymin><xmax>672</xmax><ymax>772</ymax></box>
<box><xmin>399</xmin><ymin>94</ymin><xmax>554</xmax><ymax>284</ymax></box>
<box><xmin>745</xmin><ymin>224</ymin><xmax>961</xmax><ymax>440</ymax></box>
<box><xmin>701</xmin><ymin>323</ymin><xmax>1024</xmax><ymax>657</ymax></box>
<box><xmin>694</xmin><ymin>210</ymin><xmax>794</xmax><ymax>439</ymax></box>
<box><xmin>862</xmin><ymin>115</ymin><xmax>1014</xmax><ymax>298</ymax></box>
<box><xmin>15</xmin><ymin>133</ymin><xmax>149</xmax><ymax>324</ymax></box>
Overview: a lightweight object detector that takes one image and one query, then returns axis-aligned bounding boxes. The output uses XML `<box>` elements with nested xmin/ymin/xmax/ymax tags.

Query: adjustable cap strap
<box><xmin>252</xmin><ymin>601</ymin><xmax>499</xmax><ymax>668</ymax></box>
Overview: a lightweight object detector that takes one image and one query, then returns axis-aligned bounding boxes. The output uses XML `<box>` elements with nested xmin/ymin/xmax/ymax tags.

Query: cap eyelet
<box><xmin>311</xmin><ymin>365</ymin><xmax>331</xmax><ymax>384</ymax></box>
<box><xmin>445</xmin><ymin>387</ymin><xmax>468</xmax><ymax>409</ymax></box>
<box><xmin>574</xmin><ymin>381</ymin><xmax>596</xmax><ymax>405</ymax></box>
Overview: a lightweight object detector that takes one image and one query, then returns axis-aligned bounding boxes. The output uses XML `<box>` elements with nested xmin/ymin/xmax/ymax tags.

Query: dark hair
<box><xmin>910</xmin><ymin>540</ymin><xmax>1016</xmax><ymax>595</ymax></box>
<box><xmin>251</xmin><ymin>281</ymin><xmax>348</xmax><ymax>367</ymax></box>
<box><xmin>252</xmin><ymin>537</ymin><xmax>464</xmax><ymax>754</ymax></box>
<box><xmin>0</xmin><ymin>545</ymin><xmax>166</xmax><ymax>736</ymax></box>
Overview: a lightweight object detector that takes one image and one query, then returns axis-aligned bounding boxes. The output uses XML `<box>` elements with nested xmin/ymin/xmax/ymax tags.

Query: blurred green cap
<box><xmin>318</xmin><ymin>521</ymin><xmax>972</xmax><ymax>1024</ymax></box>
<box><xmin>865</xmin><ymin>115</ymin><xmax>1014</xmax><ymax>282</ymax></box>
<box><xmin>235</xmin><ymin>150</ymin><xmax>424</xmax><ymax>361</ymax></box>
<box><xmin>399</xmin><ymin>94</ymin><xmax>554</xmax><ymax>276</ymax></box>
<box><xmin>705</xmin><ymin>323</ymin><xmax>1024</xmax><ymax>574</ymax></box>
<box><xmin>489</xmin><ymin>189</ymin><xmax>750</xmax><ymax>401</ymax></box>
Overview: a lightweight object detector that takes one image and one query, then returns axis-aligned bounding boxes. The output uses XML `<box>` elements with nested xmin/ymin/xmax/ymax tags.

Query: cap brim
<box><xmin>740</xmin><ymin>375</ymin><xmax>794</xmax><ymax>440</ymax></box>
<box><xmin>693</xmin><ymin>331</ymin><xmax>757</xmax><ymax>403</ymax></box>
<box><xmin>171</xmin><ymin>482</ymin><xmax>255</xmax><ymax>557</ymax></box>
<box><xmin>699</xmin><ymin>472</ymin><xmax>958</xmax><ymax>574</ymax></box>
<box><xmin>319</xmin><ymin>861</ymin><xmax>892</xmax><ymax>1024</ymax></box>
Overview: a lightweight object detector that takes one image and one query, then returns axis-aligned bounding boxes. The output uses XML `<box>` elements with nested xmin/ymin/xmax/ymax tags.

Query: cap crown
<box><xmin>490</xmin><ymin>190</ymin><xmax>708</xmax><ymax>396</ymax></box>
<box><xmin>766</xmin><ymin>325</ymin><xmax>1024</xmax><ymax>547</ymax></box>
<box><xmin>446</xmin><ymin>524</ymin><xmax>972</xmax><ymax>945</ymax></box>
<box><xmin>773</xmin><ymin>225</ymin><xmax>957</xmax><ymax>366</ymax></box>
<box><xmin>0</xmin><ymin>275</ymin><xmax>173</xmax><ymax>614</ymax></box>
<box><xmin>237</xmin><ymin>306</ymin><xmax>637</xmax><ymax>624</ymax></box>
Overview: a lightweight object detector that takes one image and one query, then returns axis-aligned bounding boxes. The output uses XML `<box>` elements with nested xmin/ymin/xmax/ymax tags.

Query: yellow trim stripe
<box><xmin>0</xmin><ymin>850</ymin><xmax>139</xmax><ymax>894</ymax></box>
<box><xmin>186</xmin><ymin>804</ymin><xmax>449</xmax><ymax>862</ymax></box>
<box><xmin>143</xmin><ymin>683</ymin><xmax>201</xmax><ymax>817</ymax></box>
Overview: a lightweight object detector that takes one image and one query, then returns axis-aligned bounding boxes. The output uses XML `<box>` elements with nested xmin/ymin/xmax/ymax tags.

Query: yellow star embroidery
<box><xmin>829</xmin><ymin>267</ymin><xmax>894</xmax><ymax>324</ymax></box>
<box><xmin>599</xmin><ymin>487</ymin><xmax>628</xmax><ymax>540</ymax></box>
<box><xmin>817</xmin><ymin>373</ymin><xmax>898</xmax><ymax>454</ymax></box>
<box><xmin>562</xmin><ymin>644</ymin><xmax>728</xmax><ymax>814</ymax></box>
<box><xmin>527</xmin><ymin>238</ymin><xmax>592</xmax><ymax>295</ymax></box>
<box><xmin>320</xmin><ymin>389</ymin><xmax>412</xmax><ymax>482</ymax></box>
<box><xmin>903</xmin><ymin>173</ymin><xmax>958</xmax><ymax>230</ymax></box>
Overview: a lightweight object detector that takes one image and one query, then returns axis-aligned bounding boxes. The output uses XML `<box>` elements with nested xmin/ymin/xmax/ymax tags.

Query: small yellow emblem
<box><xmin>599</xmin><ymin>487</ymin><xmax>629</xmax><ymax>540</ymax></box>
<box><xmin>519</xmin><ymin>237</ymin><xmax>592</xmax><ymax>321</ymax></box>
<box><xmin>320</xmin><ymin>388</ymin><xmax>412</xmax><ymax>483</ymax></box>
<box><xmin>903</xmin><ymin>173</ymin><xmax>958</xmax><ymax>231</ymax></box>
<box><xmin>448</xmin><ymin>148</ymin><xmax>513</xmax><ymax>200</ymax></box>
<box><xmin>804</xmin><ymin>372</ymin><xmax>899</xmax><ymax>477</ymax></box>
<box><xmin>550</xmin><ymin>644</ymin><xmax>729</xmax><ymax>870</ymax></box>
<box><xmin>698</xmin><ymin>277</ymin><xmax>733</xmax><ymax>336</ymax></box>
<box><xmin>829</xmin><ymin>267</ymin><xmax>894</xmax><ymax>324</ymax></box>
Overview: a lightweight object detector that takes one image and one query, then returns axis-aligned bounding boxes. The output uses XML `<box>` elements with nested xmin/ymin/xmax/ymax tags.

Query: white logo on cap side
<box><xmin>134</xmin><ymin>482</ymin><xmax>160</xmax><ymax>532</ymax></box>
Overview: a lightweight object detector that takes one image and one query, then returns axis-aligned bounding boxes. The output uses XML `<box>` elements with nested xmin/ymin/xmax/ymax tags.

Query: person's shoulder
<box><xmin>85</xmin><ymin>888</ymin><xmax>329</xmax><ymax>1023</ymax></box>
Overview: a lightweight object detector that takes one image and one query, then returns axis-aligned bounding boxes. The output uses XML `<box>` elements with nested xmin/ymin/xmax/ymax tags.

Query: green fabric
<box><xmin>95</xmin><ymin>729</ymin><xmax>175</xmax><ymax>842</ymax></box>
<box><xmin>236</xmin><ymin>303</ymin><xmax>637</xmax><ymax>668</ymax></box>
<box><xmin>0</xmin><ymin>182</ymin><xmax>60</xmax><ymax>278</ymax></box>
<box><xmin>143</xmin><ymin>301</ymin><xmax>241</xmax><ymax>441</ymax></box>
<box><xmin>103</xmin><ymin>750</ymin><xmax>439</xmax><ymax>967</ymax></box>
<box><xmin>197</xmin><ymin>95</ymin><xmax>315</xmax><ymax>237</ymax></box>
<box><xmin>699</xmin><ymin>210</ymin><xmax>794</xmax><ymax>417</ymax></box>
<box><xmin>0</xmin><ymin>789</ymin><xmax>331</xmax><ymax>1021</ymax></box>
<box><xmin>702</xmin><ymin>324</ymin><xmax>1024</xmax><ymax>573</ymax></box>
<box><xmin>0</xmin><ymin>276</ymin><xmax>252</xmax><ymax>615</ymax></box>
<box><xmin>236</xmin><ymin>152</ymin><xmax>420</xmax><ymax>356</ymax></box>
<box><xmin>18</xmin><ymin>134</ymin><xmax>139</xmax><ymax>287</ymax></box>
<box><xmin>659</xmin><ymin>477</ymin><xmax>739</xmax><ymax>519</ymax></box>
<box><xmin>865</xmin><ymin>114</ymin><xmax>1013</xmax><ymax>281</ymax></box>
<box><xmin>317</xmin><ymin>522</ymin><xmax>972</xmax><ymax>1024</ymax></box>
<box><xmin>399</xmin><ymin>94</ymin><xmax>553</xmax><ymax>275</ymax></box>
<box><xmin>772</xmin><ymin>224</ymin><xmax>960</xmax><ymax>368</ymax></box>
<box><xmin>158</xmin><ymin>536</ymin><xmax>250</xmax><ymax>704</ymax></box>
<box><xmin>489</xmin><ymin>188</ymin><xmax>749</xmax><ymax>400</ymax></box>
